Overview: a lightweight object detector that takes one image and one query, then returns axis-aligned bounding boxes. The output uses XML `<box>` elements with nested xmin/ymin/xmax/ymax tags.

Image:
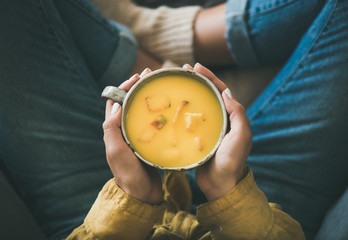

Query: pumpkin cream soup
<box><xmin>125</xmin><ymin>74</ymin><xmax>224</xmax><ymax>168</ymax></box>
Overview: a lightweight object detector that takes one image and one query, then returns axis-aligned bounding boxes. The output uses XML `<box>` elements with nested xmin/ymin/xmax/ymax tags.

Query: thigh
<box><xmin>53</xmin><ymin>0</ymin><xmax>137</xmax><ymax>87</ymax></box>
<box><xmin>0</xmin><ymin>0</ymin><xmax>135</xmax><ymax>239</ymax></box>
<box><xmin>246</xmin><ymin>0</ymin><xmax>348</xmax><ymax>239</ymax></box>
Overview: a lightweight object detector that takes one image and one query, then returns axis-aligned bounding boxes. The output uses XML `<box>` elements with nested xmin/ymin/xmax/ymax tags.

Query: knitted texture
<box><xmin>91</xmin><ymin>0</ymin><xmax>201</xmax><ymax>65</ymax></box>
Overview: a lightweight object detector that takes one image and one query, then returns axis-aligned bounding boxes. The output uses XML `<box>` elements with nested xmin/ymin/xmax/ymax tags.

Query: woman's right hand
<box><xmin>102</xmin><ymin>69</ymin><xmax>163</xmax><ymax>205</ymax></box>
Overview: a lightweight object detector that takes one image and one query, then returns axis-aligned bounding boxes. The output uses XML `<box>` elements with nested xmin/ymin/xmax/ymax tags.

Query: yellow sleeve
<box><xmin>66</xmin><ymin>179</ymin><xmax>166</xmax><ymax>240</ymax></box>
<box><xmin>196</xmin><ymin>168</ymin><xmax>305</xmax><ymax>240</ymax></box>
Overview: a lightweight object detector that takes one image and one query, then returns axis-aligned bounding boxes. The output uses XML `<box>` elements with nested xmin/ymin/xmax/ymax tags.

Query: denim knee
<box><xmin>225</xmin><ymin>0</ymin><xmax>325</xmax><ymax>67</ymax></box>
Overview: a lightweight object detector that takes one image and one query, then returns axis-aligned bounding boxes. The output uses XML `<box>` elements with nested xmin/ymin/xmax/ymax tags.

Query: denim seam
<box><xmin>248</xmin><ymin>0</ymin><xmax>337</xmax><ymax>121</ymax></box>
<box><xmin>225</xmin><ymin>0</ymin><xmax>259</xmax><ymax>67</ymax></box>
<box><xmin>98</xmin><ymin>23</ymin><xmax>137</xmax><ymax>87</ymax></box>
<box><xmin>67</xmin><ymin>0</ymin><xmax>118</xmax><ymax>36</ymax></box>
<box><xmin>41</xmin><ymin>0</ymin><xmax>101</xmax><ymax>102</ymax></box>
<box><xmin>25</xmin><ymin>1</ymin><xmax>70</xmax><ymax>233</ymax></box>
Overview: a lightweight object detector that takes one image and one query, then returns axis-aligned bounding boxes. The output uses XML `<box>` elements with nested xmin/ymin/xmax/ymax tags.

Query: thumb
<box><xmin>222</xmin><ymin>88</ymin><xmax>252</xmax><ymax>151</ymax></box>
<box><xmin>104</xmin><ymin>100</ymin><xmax>122</xmax><ymax>127</ymax></box>
<box><xmin>110</xmin><ymin>102</ymin><xmax>122</xmax><ymax>127</ymax></box>
<box><xmin>103</xmin><ymin>101</ymin><xmax>125</xmax><ymax>149</ymax></box>
<box><xmin>222</xmin><ymin>88</ymin><xmax>250</xmax><ymax>128</ymax></box>
<box><xmin>222</xmin><ymin>88</ymin><xmax>245</xmax><ymax>115</ymax></box>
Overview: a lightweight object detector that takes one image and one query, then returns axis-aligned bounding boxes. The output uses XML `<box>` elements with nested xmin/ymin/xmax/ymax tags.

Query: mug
<box><xmin>101</xmin><ymin>68</ymin><xmax>228</xmax><ymax>171</ymax></box>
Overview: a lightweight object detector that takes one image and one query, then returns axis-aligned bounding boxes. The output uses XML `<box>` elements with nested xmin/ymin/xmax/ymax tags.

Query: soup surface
<box><xmin>125</xmin><ymin>74</ymin><xmax>224</xmax><ymax>168</ymax></box>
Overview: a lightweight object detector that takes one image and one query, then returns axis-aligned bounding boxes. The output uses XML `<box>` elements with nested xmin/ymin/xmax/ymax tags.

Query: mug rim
<box><xmin>121</xmin><ymin>67</ymin><xmax>228</xmax><ymax>171</ymax></box>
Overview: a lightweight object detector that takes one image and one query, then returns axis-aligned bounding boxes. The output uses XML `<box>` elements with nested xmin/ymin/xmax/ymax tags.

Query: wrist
<box><xmin>204</xmin><ymin>169</ymin><xmax>245</xmax><ymax>201</ymax></box>
<box><xmin>115</xmin><ymin>179</ymin><xmax>163</xmax><ymax>205</ymax></box>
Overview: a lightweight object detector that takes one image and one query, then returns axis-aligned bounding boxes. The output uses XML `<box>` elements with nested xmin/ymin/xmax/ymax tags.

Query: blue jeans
<box><xmin>0</xmin><ymin>0</ymin><xmax>136</xmax><ymax>239</ymax></box>
<box><xmin>225</xmin><ymin>0</ymin><xmax>348</xmax><ymax>239</ymax></box>
<box><xmin>0</xmin><ymin>1</ymin><xmax>347</xmax><ymax>240</ymax></box>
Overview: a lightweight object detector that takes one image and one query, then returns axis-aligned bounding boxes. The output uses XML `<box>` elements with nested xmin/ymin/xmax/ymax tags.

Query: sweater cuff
<box><xmin>196</xmin><ymin>167</ymin><xmax>274</xmax><ymax>239</ymax></box>
<box><xmin>139</xmin><ymin>6</ymin><xmax>201</xmax><ymax>66</ymax></box>
<box><xmin>84</xmin><ymin>179</ymin><xmax>166</xmax><ymax>239</ymax></box>
<box><xmin>196</xmin><ymin>167</ymin><xmax>254</xmax><ymax>219</ymax></box>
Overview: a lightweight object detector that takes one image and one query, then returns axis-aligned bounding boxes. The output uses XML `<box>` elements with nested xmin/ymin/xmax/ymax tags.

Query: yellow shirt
<box><xmin>67</xmin><ymin>168</ymin><xmax>305</xmax><ymax>240</ymax></box>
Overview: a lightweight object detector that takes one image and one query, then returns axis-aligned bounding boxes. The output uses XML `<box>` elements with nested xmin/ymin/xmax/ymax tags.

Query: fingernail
<box><xmin>129</xmin><ymin>73</ymin><xmax>140</xmax><ymax>80</ymax></box>
<box><xmin>111</xmin><ymin>102</ymin><xmax>120</xmax><ymax>114</ymax></box>
<box><xmin>140</xmin><ymin>68</ymin><xmax>151</xmax><ymax>76</ymax></box>
<box><xmin>194</xmin><ymin>62</ymin><xmax>202</xmax><ymax>68</ymax></box>
<box><xmin>183</xmin><ymin>63</ymin><xmax>193</xmax><ymax>69</ymax></box>
<box><xmin>224</xmin><ymin>88</ymin><xmax>233</xmax><ymax>99</ymax></box>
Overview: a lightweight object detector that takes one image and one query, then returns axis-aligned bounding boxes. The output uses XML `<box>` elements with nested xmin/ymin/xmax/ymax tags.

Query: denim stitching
<box><xmin>20</xmin><ymin>1</ymin><xmax>69</xmax><ymax>234</ymax></box>
<box><xmin>249</xmin><ymin>0</ymin><xmax>337</xmax><ymax>121</ymax></box>
<box><xmin>98</xmin><ymin>24</ymin><xmax>137</xmax><ymax>87</ymax></box>
<box><xmin>249</xmin><ymin>0</ymin><xmax>298</xmax><ymax>17</ymax></box>
<box><xmin>22</xmin><ymin>0</ymin><xmax>107</xmax><ymax>234</ymax></box>
<box><xmin>67</xmin><ymin>0</ymin><xmax>119</xmax><ymax>35</ymax></box>
<box><xmin>40</xmin><ymin>0</ymin><xmax>102</xmax><ymax>101</ymax></box>
<box><xmin>225</xmin><ymin>0</ymin><xmax>260</xmax><ymax>67</ymax></box>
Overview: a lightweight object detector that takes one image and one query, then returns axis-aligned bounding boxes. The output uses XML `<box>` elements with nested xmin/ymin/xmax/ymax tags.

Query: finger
<box><xmin>222</xmin><ymin>89</ymin><xmax>252</xmax><ymax>150</ymax></box>
<box><xmin>183</xmin><ymin>64</ymin><xmax>194</xmax><ymax>70</ymax></box>
<box><xmin>222</xmin><ymin>87</ymin><xmax>235</xmax><ymax>101</ymax></box>
<box><xmin>193</xmin><ymin>63</ymin><xmax>228</xmax><ymax>92</ymax></box>
<box><xmin>140</xmin><ymin>68</ymin><xmax>152</xmax><ymax>77</ymax></box>
<box><xmin>105</xmin><ymin>99</ymin><xmax>115</xmax><ymax>121</ymax></box>
<box><xmin>111</xmin><ymin>103</ymin><xmax>122</xmax><ymax>128</ymax></box>
<box><xmin>118</xmin><ymin>68</ymin><xmax>151</xmax><ymax>90</ymax></box>
<box><xmin>104</xmin><ymin>102</ymin><xmax>122</xmax><ymax>128</ymax></box>
<box><xmin>222</xmin><ymin>89</ymin><xmax>245</xmax><ymax>116</ymax></box>
<box><xmin>222</xmin><ymin>89</ymin><xmax>249</xmax><ymax>126</ymax></box>
<box><xmin>119</xmin><ymin>73</ymin><xmax>140</xmax><ymax>90</ymax></box>
<box><xmin>103</xmin><ymin>102</ymin><xmax>124</xmax><ymax>151</ymax></box>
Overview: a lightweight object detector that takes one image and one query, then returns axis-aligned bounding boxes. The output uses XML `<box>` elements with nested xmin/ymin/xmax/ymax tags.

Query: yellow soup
<box><xmin>125</xmin><ymin>75</ymin><xmax>224</xmax><ymax>168</ymax></box>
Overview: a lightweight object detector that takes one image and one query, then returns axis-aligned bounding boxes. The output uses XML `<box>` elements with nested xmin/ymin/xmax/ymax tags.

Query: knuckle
<box><xmin>229</xmin><ymin>111</ymin><xmax>236</xmax><ymax>122</ymax></box>
<box><xmin>102</xmin><ymin>120</ymin><xmax>111</xmax><ymax>130</ymax></box>
<box><xmin>102</xmin><ymin>118</ymin><xmax>116</xmax><ymax>130</ymax></box>
<box><xmin>236</xmin><ymin>103</ymin><xmax>246</xmax><ymax>114</ymax></box>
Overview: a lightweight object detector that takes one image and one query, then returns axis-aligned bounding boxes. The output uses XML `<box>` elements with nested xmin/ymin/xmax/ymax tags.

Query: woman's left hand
<box><xmin>184</xmin><ymin>64</ymin><xmax>252</xmax><ymax>202</ymax></box>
